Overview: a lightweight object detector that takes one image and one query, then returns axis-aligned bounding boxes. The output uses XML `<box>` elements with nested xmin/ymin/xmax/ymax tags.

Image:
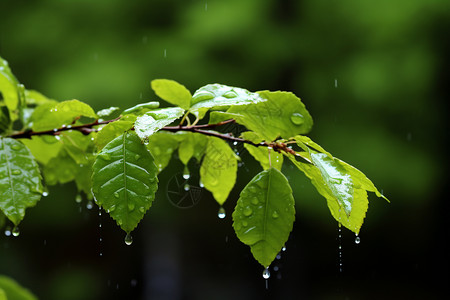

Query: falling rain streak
<box><xmin>337</xmin><ymin>223</ymin><xmax>343</xmax><ymax>273</ymax></box>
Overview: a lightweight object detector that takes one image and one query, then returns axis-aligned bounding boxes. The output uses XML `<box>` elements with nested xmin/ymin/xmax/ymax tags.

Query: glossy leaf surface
<box><xmin>146</xmin><ymin>131</ymin><xmax>180</xmax><ymax>172</ymax></box>
<box><xmin>228</xmin><ymin>91</ymin><xmax>313</xmax><ymax>140</ymax></box>
<box><xmin>200</xmin><ymin>136</ymin><xmax>238</xmax><ymax>205</ymax></box>
<box><xmin>190</xmin><ymin>84</ymin><xmax>265</xmax><ymax>119</ymax></box>
<box><xmin>151</xmin><ymin>79</ymin><xmax>192</xmax><ymax>110</ymax></box>
<box><xmin>0</xmin><ymin>138</ymin><xmax>43</xmax><ymax>225</ymax></box>
<box><xmin>232</xmin><ymin>168</ymin><xmax>295</xmax><ymax>267</ymax></box>
<box><xmin>0</xmin><ymin>275</ymin><xmax>38</xmax><ymax>300</ymax></box>
<box><xmin>92</xmin><ymin>132</ymin><xmax>158</xmax><ymax>233</ymax></box>
<box><xmin>95</xmin><ymin>114</ymin><xmax>136</xmax><ymax>150</ymax></box>
<box><xmin>121</xmin><ymin>101</ymin><xmax>159</xmax><ymax>116</ymax></box>
<box><xmin>134</xmin><ymin>107</ymin><xmax>184</xmax><ymax>141</ymax></box>
<box><xmin>0</xmin><ymin>56</ymin><xmax>22</xmax><ymax>120</ymax></box>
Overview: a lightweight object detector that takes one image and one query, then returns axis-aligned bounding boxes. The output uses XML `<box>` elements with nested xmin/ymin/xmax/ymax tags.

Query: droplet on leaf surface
<box><xmin>290</xmin><ymin>113</ymin><xmax>304</xmax><ymax>125</ymax></box>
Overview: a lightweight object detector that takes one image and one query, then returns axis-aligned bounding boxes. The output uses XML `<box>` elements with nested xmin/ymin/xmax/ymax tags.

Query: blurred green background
<box><xmin>1</xmin><ymin>0</ymin><xmax>448</xmax><ymax>299</ymax></box>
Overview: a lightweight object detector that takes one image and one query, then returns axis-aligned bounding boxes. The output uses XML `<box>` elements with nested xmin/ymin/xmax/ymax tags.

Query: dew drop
<box><xmin>243</xmin><ymin>207</ymin><xmax>253</xmax><ymax>217</ymax></box>
<box><xmin>12</xmin><ymin>226</ymin><xmax>20</xmax><ymax>237</ymax></box>
<box><xmin>262</xmin><ymin>267</ymin><xmax>271</xmax><ymax>279</ymax></box>
<box><xmin>101</xmin><ymin>153</ymin><xmax>111</xmax><ymax>161</ymax></box>
<box><xmin>182</xmin><ymin>166</ymin><xmax>190</xmax><ymax>179</ymax></box>
<box><xmin>272</xmin><ymin>211</ymin><xmax>279</xmax><ymax>219</ymax></box>
<box><xmin>114</xmin><ymin>192</ymin><xmax>119</xmax><ymax>198</ymax></box>
<box><xmin>355</xmin><ymin>235</ymin><xmax>361</xmax><ymax>244</ymax></box>
<box><xmin>217</xmin><ymin>207</ymin><xmax>226</xmax><ymax>219</ymax></box>
<box><xmin>134</xmin><ymin>154</ymin><xmax>140</xmax><ymax>160</ymax></box>
<box><xmin>223</xmin><ymin>90</ymin><xmax>237</xmax><ymax>98</ymax></box>
<box><xmin>128</xmin><ymin>203</ymin><xmax>135</xmax><ymax>211</ymax></box>
<box><xmin>242</xmin><ymin>221</ymin><xmax>248</xmax><ymax>227</ymax></box>
<box><xmin>290</xmin><ymin>113</ymin><xmax>304</xmax><ymax>125</ymax></box>
<box><xmin>250</xmin><ymin>197</ymin><xmax>259</xmax><ymax>205</ymax></box>
<box><xmin>124</xmin><ymin>233</ymin><xmax>133</xmax><ymax>245</ymax></box>
<box><xmin>139</xmin><ymin>207</ymin><xmax>146</xmax><ymax>213</ymax></box>
<box><xmin>12</xmin><ymin>169</ymin><xmax>21</xmax><ymax>175</ymax></box>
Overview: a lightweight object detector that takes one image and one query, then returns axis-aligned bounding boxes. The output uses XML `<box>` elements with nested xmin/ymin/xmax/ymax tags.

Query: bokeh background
<box><xmin>1</xmin><ymin>0</ymin><xmax>448</xmax><ymax>299</ymax></box>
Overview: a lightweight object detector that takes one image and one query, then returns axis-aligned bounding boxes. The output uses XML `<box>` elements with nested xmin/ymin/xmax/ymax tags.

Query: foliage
<box><xmin>0</xmin><ymin>56</ymin><xmax>388</xmax><ymax>269</ymax></box>
<box><xmin>0</xmin><ymin>275</ymin><xmax>37</xmax><ymax>300</ymax></box>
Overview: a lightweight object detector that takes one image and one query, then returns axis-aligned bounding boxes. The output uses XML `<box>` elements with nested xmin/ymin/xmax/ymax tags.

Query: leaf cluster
<box><xmin>0</xmin><ymin>57</ymin><xmax>388</xmax><ymax>269</ymax></box>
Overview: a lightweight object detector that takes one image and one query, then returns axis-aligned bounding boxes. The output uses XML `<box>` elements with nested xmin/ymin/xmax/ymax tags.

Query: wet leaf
<box><xmin>151</xmin><ymin>79</ymin><xmax>192</xmax><ymax>110</ymax></box>
<box><xmin>92</xmin><ymin>132</ymin><xmax>159</xmax><ymax>233</ymax></box>
<box><xmin>200</xmin><ymin>136</ymin><xmax>238</xmax><ymax>205</ymax></box>
<box><xmin>232</xmin><ymin>168</ymin><xmax>295</xmax><ymax>268</ymax></box>
<box><xmin>43</xmin><ymin>148</ymin><xmax>79</xmax><ymax>185</ymax></box>
<box><xmin>95</xmin><ymin>114</ymin><xmax>136</xmax><ymax>150</ymax></box>
<box><xmin>228</xmin><ymin>91</ymin><xmax>313</xmax><ymax>140</ymax></box>
<box><xmin>0</xmin><ymin>138</ymin><xmax>43</xmax><ymax>225</ymax></box>
<box><xmin>241</xmin><ymin>131</ymin><xmax>283</xmax><ymax>170</ymax></box>
<box><xmin>134</xmin><ymin>107</ymin><xmax>184</xmax><ymax>141</ymax></box>
<box><xmin>20</xmin><ymin>136</ymin><xmax>62</xmax><ymax>165</ymax></box>
<box><xmin>121</xmin><ymin>101</ymin><xmax>160</xmax><ymax>116</ymax></box>
<box><xmin>190</xmin><ymin>84</ymin><xmax>266</xmax><ymax>119</ymax></box>
<box><xmin>0</xmin><ymin>56</ymin><xmax>23</xmax><ymax>121</ymax></box>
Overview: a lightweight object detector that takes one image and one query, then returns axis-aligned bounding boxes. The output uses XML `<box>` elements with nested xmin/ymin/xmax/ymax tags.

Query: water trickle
<box><xmin>217</xmin><ymin>207</ymin><xmax>226</xmax><ymax>219</ymax></box>
<box><xmin>355</xmin><ymin>235</ymin><xmax>361</xmax><ymax>244</ymax></box>
<box><xmin>182</xmin><ymin>166</ymin><xmax>190</xmax><ymax>179</ymax></box>
<box><xmin>12</xmin><ymin>226</ymin><xmax>20</xmax><ymax>237</ymax></box>
<box><xmin>243</xmin><ymin>207</ymin><xmax>253</xmax><ymax>217</ymax></box>
<box><xmin>262</xmin><ymin>267</ymin><xmax>271</xmax><ymax>279</ymax></box>
<box><xmin>290</xmin><ymin>113</ymin><xmax>304</xmax><ymax>125</ymax></box>
<box><xmin>124</xmin><ymin>233</ymin><xmax>133</xmax><ymax>246</ymax></box>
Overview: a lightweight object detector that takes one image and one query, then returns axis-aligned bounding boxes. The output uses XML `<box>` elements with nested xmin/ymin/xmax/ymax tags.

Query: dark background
<box><xmin>0</xmin><ymin>0</ymin><xmax>448</xmax><ymax>299</ymax></box>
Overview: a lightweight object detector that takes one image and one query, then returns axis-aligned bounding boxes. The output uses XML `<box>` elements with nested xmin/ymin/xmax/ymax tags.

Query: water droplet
<box><xmin>139</xmin><ymin>207</ymin><xmax>145</xmax><ymax>213</ymax></box>
<box><xmin>223</xmin><ymin>90</ymin><xmax>237</xmax><ymax>98</ymax></box>
<box><xmin>281</xmin><ymin>245</ymin><xmax>286</xmax><ymax>252</ymax></box>
<box><xmin>134</xmin><ymin>154</ymin><xmax>140</xmax><ymax>160</ymax></box>
<box><xmin>42</xmin><ymin>191</ymin><xmax>49</xmax><ymax>197</ymax></box>
<box><xmin>334</xmin><ymin>78</ymin><xmax>338</xmax><ymax>88</ymax></box>
<box><xmin>199</xmin><ymin>179</ymin><xmax>204</xmax><ymax>188</ymax></box>
<box><xmin>109</xmin><ymin>205</ymin><xmax>116</xmax><ymax>212</ymax></box>
<box><xmin>276</xmin><ymin>253</ymin><xmax>281</xmax><ymax>260</ymax></box>
<box><xmin>86</xmin><ymin>200</ymin><xmax>94</xmax><ymax>210</ymax></box>
<box><xmin>290</xmin><ymin>113</ymin><xmax>304</xmax><ymax>125</ymax></box>
<box><xmin>124</xmin><ymin>233</ymin><xmax>133</xmax><ymax>245</ymax></box>
<box><xmin>184</xmin><ymin>183</ymin><xmax>190</xmax><ymax>191</ymax></box>
<box><xmin>250</xmin><ymin>197</ymin><xmax>259</xmax><ymax>205</ymax></box>
<box><xmin>242</xmin><ymin>221</ymin><xmax>248</xmax><ymax>227</ymax></box>
<box><xmin>11</xmin><ymin>144</ymin><xmax>21</xmax><ymax>150</ymax></box>
<box><xmin>12</xmin><ymin>169</ymin><xmax>21</xmax><ymax>175</ymax></box>
<box><xmin>272</xmin><ymin>211</ymin><xmax>279</xmax><ymax>219</ymax></box>
<box><xmin>243</xmin><ymin>207</ymin><xmax>253</xmax><ymax>217</ymax></box>
<box><xmin>193</xmin><ymin>91</ymin><xmax>214</xmax><ymax>102</ymax></box>
<box><xmin>114</xmin><ymin>192</ymin><xmax>119</xmax><ymax>198</ymax></box>
<box><xmin>182</xmin><ymin>166</ymin><xmax>190</xmax><ymax>179</ymax></box>
<box><xmin>75</xmin><ymin>194</ymin><xmax>82</xmax><ymax>203</ymax></box>
<box><xmin>100</xmin><ymin>153</ymin><xmax>111</xmax><ymax>161</ymax></box>
<box><xmin>128</xmin><ymin>203</ymin><xmax>135</xmax><ymax>211</ymax></box>
<box><xmin>355</xmin><ymin>235</ymin><xmax>361</xmax><ymax>244</ymax></box>
<box><xmin>4</xmin><ymin>226</ymin><xmax>11</xmax><ymax>237</ymax></box>
<box><xmin>262</xmin><ymin>267</ymin><xmax>271</xmax><ymax>279</ymax></box>
<box><xmin>12</xmin><ymin>226</ymin><xmax>20</xmax><ymax>237</ymax></box>
<box><xmin>217</xmin><ymin>207</ymin><xmax>226</xmax><ymax>219</ymax></box>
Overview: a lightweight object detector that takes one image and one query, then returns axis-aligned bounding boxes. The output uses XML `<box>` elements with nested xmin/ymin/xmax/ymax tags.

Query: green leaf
<box><xmin>20</xmin><ymin>136</ymin><xmax>62</xmax><ymax>165</ymax></box>
<box><xmin>91</xmin><ymin>132</ymin><xmax>159</xmax><ymax>233</ymax></box>
<box><xmin>151</xmin><ymin>79</ymin><xmax>192</xmax><ymax>110</ymax></box>
<box><xmin>31</xmin><ymin>99</ymin><xmax>97</xmax><ymax>131</ymax></box>
<box><xmin>200</xmin><ymin>136</ymin><xmax>238</xmax><ymax>205</ymax></box>
<box><xmin>95</xmin><ymin>115</ymin><xmax>136</xmax><ymax>150</ymax></box>
<box><xmin>232</xmin><ymin>168</ymin><xmax>295</xmax><ymax>268</ymax></box>
<box><xmin>134</xmin><ymin>107</ymin><xmax>184</xmax><ymax>141</ymax></box>
<box><xmin>0</xmin><ymin>287</ymin><xmax>5</xmax><ymax>300</ymax></box>
<box><xmin>227</xmin><ymin>91</ymin><xmax>313</xmax><ymax>141</ymax></box>
<box><xmin>146</xmin><ymin>131</ymin><xmax>180</xmax><ymax>172</ymax></box>
<box><xmin>0</xmin><ymin>138</ymin><xmax>43</xmax><ymax>225</ymax></box>
<box><xmin>294</xmin><ymin>135</ymin><xmax>332</xmax><ymax>158</ymax></box>
<box><xmin>0</xmin><ymin>106</ymin><xmax>11</xmax><ymax>134</ymax></box>
<box><xmin>121</xmin><ymin>101</ymin><xmax>160</xmax><ymax>116</ymax></box>
<box><xmin>241</xmin><ymin>131</ymin><xmax>283</xmax><ymax>170</ymax></box>
<box><xmin>96</xmin><ymin>106</ymin><xmax>120</xmax><ymax>119</ymax></box>
<box><xmin>190</xmin><ymin>84</ymin><xmax>266</xmax><ymax>119</ymax></box>
<box><xmin>60</xmin><ymin>131</ymin><xmax>92</xmax><ymax>165</ymax></box>
<box><xmin>0</xmin><ymin>275</ymin><xmax>38</xmax><ymax>300</ymax></box>
<box><xmin>0</xmin><ymin>57</ymin><xmax>22</xmax><ymax>121</ymax></box>
<box><xmin>43</xmin><ymin>148</ymin><xmax>78</xmax><ymax>185</ymax></box>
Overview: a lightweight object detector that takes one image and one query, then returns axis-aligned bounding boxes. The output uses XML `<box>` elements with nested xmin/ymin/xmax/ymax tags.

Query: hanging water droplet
<box><xmin>4</xmin><ymin>226</ymin><xmax>11</xmax><ymax>237</ymax></box>
<box><xmin>86</xmin><ymin>200</ymin><xmax>94</xmax><ymax>210</ymax></box>
<box><xmin>42</xmin><ymin>191</ymin><xmax>49</xmax><ymax>197</ymax></box>
<box><xmin>290</xmin><ymin>113</ymin><xmax>304</xmax><ymax>125</ymax></box>
<box><xmin>233</xmin><ymin>141</ymin><xmax>238</xmax><ymax>146</ymax></box>
<box><xmin>355</xmin><ymin>235</ymin><xmax>361</xmax><ymax>244</ymax></box>
<box><xmin>217</xmin><ymin>207</ymin><xmax>226</xmax><ymax>219</ymax></box>
<box><xmin>124</xmin><ymin>233</ymin><xmax>133</xmax><ymax>245</ymax></box>
<box><xmin>75</xmin><ymin>194</ymin><xmax>82</xmax><ymax>203</ymax></box>
<box><xmin>199</xmin><ymin>178</ymin><xmax>204</xmax><ymax>188</ymax></box>
<box><xmin>243</xmin><ymin>206</ymin><xmax>253</xmax><ymax>217</ymax></box>
<box><xmin>262</xmin><ymin>267</ymin><xmax>271</xmax><ymax>279</ymax></box>
<box><xmin>281</xmin><ymin>245</ymin><xmax>287</xmax><ymax>252</ymax></box>
<box><xmin>182</xmin><ymin>166</ymin><xmax>190</xmax><ymax>179</ymax></box>
<box><xmin>12</xmin><ymin>226</ymin><xmax>20</xmax><ymax>237</ymax></box>
<box><xmin>184</xmin><ymin>183</ymin><xmax>190</xmax><ymax>191</ymax></box>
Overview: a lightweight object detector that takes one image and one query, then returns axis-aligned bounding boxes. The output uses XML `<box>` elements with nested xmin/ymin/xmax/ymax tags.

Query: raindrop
<box><xmin>124</xmin><ymin>233</ymin><xmax>133</xmax><ymax>245</ymax></box>
<box><xmin>272</xmin><ymin>211</ymin><xmax>279</xmax><ymax>219</ymax></box>
<box><xmin>233</xmin><ymin>141</ymin><xmax>238</xmax><ymax>146</ymax></box>
<box><xmin>223</xmin><ymin>90</ymin><xmax>237</xmax><ymax>98</ymax></box>
<box><xmin>355</xmin><ymin>235</ymin><xmax>361</xmax><ymax>244</ymax></box>
<box><xmin>276</xmin><ymin>253</ymin><xmax>281</xmax><ymax>260</ymax></box>
<box><xmin>217</xmin><ymin>207</ymin><xmax>226</xmax><ymax>219</ymax></box>
<box><xmin>139</xmin><ymin>207</ymin><xmax>146</xmax><ymax>213</ymax></box>
<box><xmin>281</xmin><ymin>245</ymin><xmax>287</xmax><ymax>252</ymax></box>
<box><xmin>262</xmin><ymin>267</ymin><xmax>270</xmax><ymax>279</ymax></box>
<box><xmin>199</xmin><ymin>179</ymin><xmax>204</xmax><ymax>188</ymax></box>
<box><xmin>134</xmin><ymin>154</ymin><xmax>140</xmax><ymax>160</ymax></box>
<box><xmin>75</xmin><ymin>194</ymin><xmax>82</xmax><ymax>203</ymax></box>
<box><xmin>114</xmin><ymin>192</ymin><xmax>119</xmax><ymax>198</ymax></box>
<box><xmin>182</xmin><ymin>166</ymin><xmax>190</xmax><ymax>179</ymax></box>
<box><xmin>163</xmin><ymin>49</ymin><xmax>167</xmax><ymax>58</ymax></box>
<box><xmin>12</xmin><ymin>226</ymin><xmax>20</xmax><ymax>237</ymax></box>
<box><xmin>250</xmin><ymin>197</ymin><xmax>259</xmax><ymax>205</ymax></box>
<box><xmin>184</xmin><ymin>183</ymin><xmax>190</xmax><ymax>191</ymax></box>
<box><xmin>243</xmin><ymin>206</ymin><xmax>253</xmax><ymax>217</ymax></box>
<box><xmin>334</xmin><ymin>79</ymin><xmax>338</xmax><ymax>88</ymax></box>
<box><xmin>290</xmin><ymin>113</ymin><xmax>304</xmax><ymax>125</ymax></box>
<box><xmin>109</xmin><ymin>205</ymin><xmax>116</xmax><ymax>212</ymax></box>
<box><xmin>42</xmin><ymin>191</ymin><xmax>49</xmax><ymax>197</ymax></box>
<box><xmin>86</xmin><ymin>200</ymin><xmax>94</xmax><ymax>210</ymax></box>
<box><xmin>11</xmin><ymin>169</ymin><xmax>21</xmax><ymax>175</ymax></box>
<box><xmin>11</xmin><ymin>144</ymin><xmax>21</xmax><ymax>150</ymax></box>
<box><xmin>128</xmin><ymin>203</ymin><xmax>135</xmax><ymax>211</ymax></box>
<box><xmin>4</xmin><ymin>226</ymin><xmax>11</xmax><ymax>237</ymax></box>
